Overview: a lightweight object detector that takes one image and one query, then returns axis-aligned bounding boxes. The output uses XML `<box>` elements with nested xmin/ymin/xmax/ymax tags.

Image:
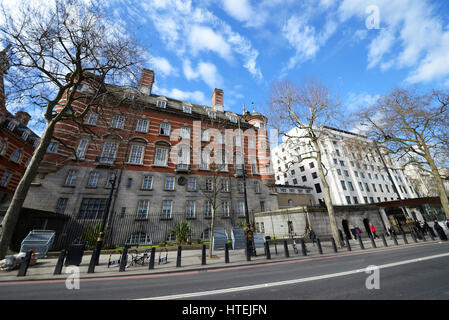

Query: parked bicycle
<box><xmin>127</xmin><ymin>249</ymin><xmax>151</xmax><ymax>267</ymax></box>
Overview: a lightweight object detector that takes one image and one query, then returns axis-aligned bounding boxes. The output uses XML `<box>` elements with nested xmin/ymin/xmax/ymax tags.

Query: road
<box><xmin>1</xmin><ymin>241</ymin><xmax>449</xmax><ymax>300</ymax></box>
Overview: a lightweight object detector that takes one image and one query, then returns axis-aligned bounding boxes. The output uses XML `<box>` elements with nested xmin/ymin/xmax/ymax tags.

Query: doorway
<box><xmin>363</xmin><ymin>218</ymin><xmax>372</xmax><ymax>236</ymax></box>
<box><xmin>342</xmin><ymin>220</ymin><xmax>351</xmax><ymax>239</ymax></box>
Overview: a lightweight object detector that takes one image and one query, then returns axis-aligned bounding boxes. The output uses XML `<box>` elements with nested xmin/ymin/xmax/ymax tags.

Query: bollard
<box><xmin>225</xmin><ymin>243</ymin><xmax>230</xmax><ymax>263</ymax></box>
<box><xmin>176</xmin><ymin>246</ymin><xmax>182</xmax><ymax>268</ymax></box>
<box><xmin>148</xmin><ymin>247</ymin><xmax>156</xmax><ymax>270</ymax></box>
<box><xmin>265</xmin><ymin>241</ymin><xmax>271</xmax><ymax>260</ymax></box>
<box><xmin>300</xmin><ymin>238</ymin><xmax>307</xmax><ymax>256</ymax></box>
<box><xmin>201</xmin><ymin>244</ymin><xmax>206</xmax><ymax>266</ymax></box>
<box><xmin>393</xmin><ymin>234</ymin><xmax>399</xmax><ymax>246</ymax></box>
<box><xmin>283</xmin><ymin>240</ymin><xmax>290</xmax><ymax>258</ymax></box>
<box><xmin>358</xmin><ymin>236</ymin><xmax>365</xmax><ymax>250</ymax></box>
<box><xmin>346</xmin><ymin>237</ymin><xmax>352</xmax><ymax>251</ymax></box>
<box><xmin>370</xmin><ymin>234</ymin><xmax>377</xmax><ymax>248</ymax></box>
<box><xmin>274</xmin><ymin>241</ymin><xmax>278</xmax><ymax>255</ymax></box>
<box><xmin>17</xmin><ymin>250</ymin><xmax>33</xmax><ymax>277</ymax></box>
<box><xmin>119</xmin><ymin>245</ymin><xmax>129</xmax><ymax>272</ymax></box>
<box><xmin>331</xmin><ymin>238</ymin><xmax>338</xmax><ymax>253</ymax></box>
<box><xmin>317</xmin><ymin>238</ymin><xmax>323</xmax><ymax>254</ymax></box>
<box><xmin>53</xmin><ymin>249</ymin><xmax>67</xmax><ymax>275</ymax></box>
<box><xmin>402</xmin><ymin>233</ymin><xmax>409</xmax><ymax>245</ymax></box>
<box><xmin>381</xmin><ymin>234</ymin><xmax>388</xmax><ymax>247</ymax></box>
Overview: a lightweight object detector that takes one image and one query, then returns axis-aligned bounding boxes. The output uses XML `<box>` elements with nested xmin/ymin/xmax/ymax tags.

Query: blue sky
<box><xmin>4</xmin><ymin>0</ymin><xmax>449</xmax><ymax>134</ymax></box>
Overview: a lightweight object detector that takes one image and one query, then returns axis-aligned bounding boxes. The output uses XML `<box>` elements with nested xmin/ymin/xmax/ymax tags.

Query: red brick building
<box><xmin>0</xmin><ymin>47</ymin><xmax>40</xmax><ymax>212</ymax></box>
<box><xmin>23</xmin><ymin>69</ymin><xmax>278</xmax><ymax>248</ymax></box>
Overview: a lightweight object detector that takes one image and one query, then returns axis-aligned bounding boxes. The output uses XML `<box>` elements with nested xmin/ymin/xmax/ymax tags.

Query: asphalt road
<box><xmin>1</xmin><ymin>241</ymin><xmax>449</xmax><ymax>300</ymax></box>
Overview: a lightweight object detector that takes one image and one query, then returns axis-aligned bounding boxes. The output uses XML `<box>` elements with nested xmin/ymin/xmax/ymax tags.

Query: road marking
<box><xmin>139</xmin><ymin>252</ymin><xmax>449</xmax><ymax>300</ymax></box>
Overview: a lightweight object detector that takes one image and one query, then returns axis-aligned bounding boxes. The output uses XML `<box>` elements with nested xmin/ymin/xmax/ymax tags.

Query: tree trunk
<box><xmin>0</xmin><ymin>120</ymin><xmax>56</xmax><ymax>259</ymax></box>
<box><xmin>313</xmin><ymin>139</ymin><xmax>341</xmax><ymax>248</ymax></box>
<box><xmin>209</xmin><ymin>207</ymin><xmax>215</xmax><ymax>258</ymax></box>
<box><xmin>425</xmin><ymin>150</ymin><xmax>449</xmax><ymax>219</ymax></box>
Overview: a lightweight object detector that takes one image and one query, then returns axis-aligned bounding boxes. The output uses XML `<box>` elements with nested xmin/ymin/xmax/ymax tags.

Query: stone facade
<box><xmin>255</xmin><ymin>205</ymin><xmax>386</xmax><ymax>240</ymax></box>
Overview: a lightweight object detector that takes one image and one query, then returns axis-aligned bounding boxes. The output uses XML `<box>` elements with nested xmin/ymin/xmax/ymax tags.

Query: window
<box><xmin>222</xmin><ymin>201</ymin><xmax>230</xmax><ymax>216</ymax></box>
<box><xmin>159</xmin><ymin>122</ymin><xmax>171</xmax><ymax>136</ymax></box>
<box><xmin>337</xmin><ymin>169</ymin><xmax>342</xmax><ymax>175</ymax></box>
<box><xmin>336</xmin><ymin>149</ymin><xmax>341</xmax><ymax>157</ymax></box>
<box><xmin>238</xmin><ymin>181</ymin><xmax>244</xmax><ymax>193</ymax></box>
<box><xmin>183</xmin><ymin>104</ymin><xmax>192</xmax><ymax>114</ymax></box>
<box><xmin>220</xmin><ymin>179</ymin><xmax>229</xmax><ymax>192</ymax></box>
<box><xmin>86</xmin><ymin>113</ymin><xmax>98</xmax><ymax>125</ymax></box>
<box><xmin>314</xmin><ymin>183</ymin><xmax>322</xmax><ymax>193</ymax></box>
<box><xmin>111</xmin><ymin>114</ymin><xmax>125</xmax><ymax>129</ymax></box>
<box><xmin>364</xmin><ymin>182</ymin><xmax>370</xmax><ymax>192</ymax></box>
<box><xmin>47</xmin><ymin>142</ymin><xmax>59</xmax><ymax>153</ymax></box>
<box><xmin>339</xmin><ymin>160</ymin><xmax>345</xmax><ymax>166</ymax></box>
<box><xmin>76</xmin><ymin>139</ymin><xmax>89</xmax><ymax>159</ymax></box>
<box><xmin>165</xmin><ymin>177</ymin><xmax>175</xmax><ymax>190</ymax></box>
<box><xmin>302</xmin><ymin>176</ymin><xmax>307</xmax><ymax>182</ymax></box>
<box><xmin>379</xmin><ymin>184</ymin><xmax>384</xmax><ymax>192</ymax></box>
<box><xmin>136</xmin><ymin>119</ymin><xmax>149</xmax><ymax>133</ymax></box>
<box><xmin>56</xmin><ymin>198</ymin><xmax>69</xmax><ymax>214</ymax></box>
<box><xmin>161</xmin><ymin>200</ymin><xmax>173</xmax><ymax>218</ymax></box>
<box><xmin>127</xmin><ymin>233</ymin><xmax>151</xmax><ymax>246</ymax></box>
<box><xmin>142</xmin><ymin>176</ymin><xmax>153</xmax><ymax>190</ymax></box>
<box><xmin>128</xmin><ymin>144</ymin><xmax>145</xmax><ymax>164</ymax></box>
<box><xmin>0</xmin><ymin>140</ymin><xmax>6</xmax><ymax>155</ymax></box>
<box><xmin>180</xmin><ymin>127</ymin><xmax>190</xmax><ymax>139</ymax></box>
<box><xmin>370</xmin><ymin>197</ymin><xmax>374</xmax><ymax>203</ymax></box>
<box><xmin>156</xmin><ymin>100</ymin><xmax>167</xmax><ymax>108</ymax></box>
<box><xmin>22</xmin><ymin>131</ymin><xmax>29</xmax><ymax>141</ymax></box>
<box><xmin>309</xmin><ymin>162</ymin><xmax>315</xmax><ymax>169</ymax></box>
<box><xmin>208</xmin><ymin>110</ymin><xmax>216</xmax><ymax>119</ymax></box>
<box><xmin>65</xmin><ymin>170</ymin><xmax>77</xmax><ymax>185</ymax></box>
<box><xmin>78</xmin><ymin>198</ymin><xmax>107</xmax><ymax>219</ymax></box>
<box><xmin>341</xmin><ymin>180</ymin><xmax>347</xmax><ymax>191</ymax></box>
<box><xmin>205</xmin><ymin>200</ymin><xmax>213</xmax><ymax>217</ymax></box>
<box><xmin>7</xmin><ymin>121</ymin><xmax>16</xmax><ymax>131</ymax></box>
<box><xmin>348</xmin><ymin>181</ymin><xmax>354</xmax><ymax>191</ymax></box>
<box><xmin>312</xmin><ymin>172</ymin><xmax>318</xmax><ymax>179</ymax></box>
<box><xmin>0</xmin><ymin>171</ymin><xmax>10</xmax><ymax>187</ymax></box>
<box><xmin>254</xmin><ymin>181</ymin><xmax>260</xmax><ymax>193</ymax></box>
<box><xmin>105</xmin><ymin>172</ymin><xmax>116</xmax><ymax>188</ymax></box>
<box><xmin>188</xmin><ymin>178</ymin><xmax>197</xmax><ymax>191</ymax></box>
<box><xmin>368</xmin><ymin>173</ymin><xmax>372</xmax><ymax>180</ymax></box>
<box><xmin>260</xmin><ymin>201</ymin><xmax>265</xmax><ymax>212</ymax></box>
<box><xmin>87</xmin><ymin>171</ymin><xmax>99</xmax><ymax>187</ymax></box>
<box><xmin>154</xmin><ymin>145</ymin><xmax>168</xmax><ymax>166</ymax></box>
<box><xmin>10</xmin><ymin>149</ymin><xmax>21</xmax><ymax>163</ymax></box>
<box><xmin>237</xmin><ymin>201</ymin><xmax>245</xmax><ymax>217</ymax></box>
<box><xmin>346</xmin><ymin>196</ymin><xmax>351</xmax><ymax>205</ymax></box>
<box><xmin>186</xmin><ymin>201</ymin><xmax>195</xmax><ymax>218</ymax></box>
<box><xmin>354</xmin><ymin>171</ymin><xmax>359</xmax><ymax>177</ymax></box>
<box><xmin>333</xmin><ymin>159</ymin><xmax>338</xmax><ymax>165</ymax></box>
<box><xmin>205</xmin><ymin>178</ymin><xmax>213</xmax><ymax>191</ymax></box>
<box><xmin>360</xmin><ymin>172</ymin><xmax>365</xmax><ymax>179</ymax></box>
<box><xmin>372</xmin><ymin>184</ymin><xmax>377</xmax><ymax>192</ymax></box>
<box><xmin>344</xmin><ymin>170</ymin><xmax>349</xmax><ymax>177</ymax></box>
<box><xmin>364</xmin><ymin>196</ymin><xmax>368</xmax><ymax>204</ymax></box>
<box><xmin>300</xmin><ymin>166</ymin><xmax>305</xmax><ymax>172</ymax></box>
<box><xmin>385</xmin><ymin>184</ymin><xmax>390</xmax><ymax>193</ymax></box>
<box><xmin>358</xmin><ymin>181</ymin><xmax>364</xmax><ymax>191</ymax></box>
<box><xmin>293</xmin><ymin>178</ymin><xmax>298</xmax><ymax>185</ymax></box>
<box><xmin>353</xmin><ymin>196</ymin><xmax>359</xmax><ymax>204</ymax></box>
<box><xmin>137</xmin><ymin>200</ymin><xmax>150</xmax><ymax>219</ymax></box>
<box><xmin>100</xmin><ymin>142</ymin><xmax>117</xmax><ymax>163</ymax></box>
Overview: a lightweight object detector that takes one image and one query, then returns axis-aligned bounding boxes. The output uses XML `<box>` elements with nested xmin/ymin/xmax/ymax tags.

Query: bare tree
<box><xmin>268</xmin><ymin>79</ymin><xmax>342</xmax><ymax>247</ymax></box>
<box><xmin>357</xmin><ymin>87</ymin><xmax>449</xmax><ymax>219</ymax></box>
<box><xmin>0</xmin><ymin>0</ymin><xmax>144</xmax><ymax>258</ymax></box>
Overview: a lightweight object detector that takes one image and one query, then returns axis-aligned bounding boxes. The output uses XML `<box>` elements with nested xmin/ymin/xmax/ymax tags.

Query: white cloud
<box><xmin>183</xmin><ymin>60</ymin><xmax>223</xmax><ymax>89</ymax></box>
<box><xmin>148</xmin><ymin>56</ymin><xmax>178</xmax><ymax>77</ymax></box>
<box><xmin>188</xmin><ymin>25</ymin><xmax>233</xmax><ymax>62</ymax></box>
<box><xmin>345</xmin><ymin>92</ymin><xmax>380</xmax><ymax>112</ymax></box>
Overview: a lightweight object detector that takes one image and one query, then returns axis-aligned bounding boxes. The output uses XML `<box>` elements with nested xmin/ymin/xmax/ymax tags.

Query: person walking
<box><xmin>308</xmin><ymin>226</ymin><xmax>317</xmax><ymax>246</ymax></box>
<box><xmin>434</xmin><ymin>220</ymin><xmax>448</xmax><ymax>241</ymax></box>
<box><xmin>350</xmin><ymin>225</ymin><xmax>357</xmax><ymax>240</ymax></box>
<box><xmin>338</xmin><ymin>229</ymin><xmax>345</xmax><ymax>246</ymax></box>
<box><xmin>369</xmin><ymin>223</ymin><xmax>379</xmax><ymax>239</ymax></box>
<box><xmin>387</xmin><ymin>224</ymin><xmax>396</xmax><ymax>239</ymax></box>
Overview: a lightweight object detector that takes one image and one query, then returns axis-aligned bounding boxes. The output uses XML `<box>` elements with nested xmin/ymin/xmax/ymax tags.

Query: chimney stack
<box><xmin>138</xmin><ymin>69</ymin><xmax>154</xmax><ymax>95</ymax></box>
<box><xmin>15</xmin><ymin>111</ymin><xmax>31</xmax><ymax>126</ymax></box>
<box><xmin>212</xmin><ymin>88</ymin><xmax>224</xmax><ymax>112</ymax></box>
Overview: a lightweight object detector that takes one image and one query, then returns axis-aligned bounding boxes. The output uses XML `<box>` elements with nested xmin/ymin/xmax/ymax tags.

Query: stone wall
<box><xmin>255</xmin><ymin>204</ymin><xmax>386</xmax><ymax>240</ymax></box>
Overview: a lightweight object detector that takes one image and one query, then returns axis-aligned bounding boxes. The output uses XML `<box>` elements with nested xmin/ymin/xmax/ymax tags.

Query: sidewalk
<box><xmin>0</xmin><ymin>235</ymin><xmax>443</xmax><ymax>282</ymax></box>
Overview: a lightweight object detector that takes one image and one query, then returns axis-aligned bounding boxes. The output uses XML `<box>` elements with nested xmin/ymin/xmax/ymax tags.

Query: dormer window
<box><xmin>208</xmin><ymin>110</ymin><xmax>216</xmax><ymax>119</ymax></box>
<box><xmin>7</xmin><ymin>121</ymin><xmax>16</xmax><ymax>131</ymax></box>
<box><xmin>22</xmin><ymin>131</ymin><xmax>30</xmax><ymax>141</ymax></box>
<box><xmin>229</xmin><ymin>115</ymin><xmax>237</xmax><ymax>123</ymax></box>
<box><xmin>156</xmin><ymin>98</ymin><xmax>167</xmax><ymax>109</ymax></box>
<box><xmin>182</xmin><ymin>102</ymin><xmax>192</xmax><ymax>114</ymax></box>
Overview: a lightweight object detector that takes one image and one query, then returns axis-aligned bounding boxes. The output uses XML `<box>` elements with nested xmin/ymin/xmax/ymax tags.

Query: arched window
<box><xmin>0</xmin><ymin>140</ymin><xmax>7</xmax><ymax>155</ymax></box>
<box><xmin>154</xmin><ymin>141</ymin><xmax>170</xmax><ymax>166</ymax></box>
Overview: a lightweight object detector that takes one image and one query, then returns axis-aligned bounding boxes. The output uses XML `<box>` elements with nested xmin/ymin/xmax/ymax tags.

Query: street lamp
<box><xmin>88</xmin><ymin>172</ymin><xmax>117</xmax><ymax>273</ymax></box>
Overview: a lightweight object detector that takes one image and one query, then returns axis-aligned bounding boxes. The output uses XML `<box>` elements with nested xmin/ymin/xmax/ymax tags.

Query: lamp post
<box><xmin>238</xmin><ymin>116</ymin><xmax>255</xmax><ymax>261</ymax></box>
<box><xmin>88</xmin><ymin>173</ymin><xmax>117</xmax><ymax>273</ymax></box>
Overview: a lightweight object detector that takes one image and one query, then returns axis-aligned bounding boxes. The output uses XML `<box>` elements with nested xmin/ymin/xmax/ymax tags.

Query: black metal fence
<box><xmin>52</xmin><ymin>211</ymin><xmax>253</xmax><ymax>251</ymax></box>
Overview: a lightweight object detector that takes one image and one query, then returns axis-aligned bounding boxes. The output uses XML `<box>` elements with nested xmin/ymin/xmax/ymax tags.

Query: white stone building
<box><xmin>272</xmin><ymin>126</ymin><xmax>419</xmax><ymax>207</ymax></box>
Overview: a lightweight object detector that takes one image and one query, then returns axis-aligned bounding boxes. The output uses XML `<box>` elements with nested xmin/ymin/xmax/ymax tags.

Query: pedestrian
<box><xmin>354</xmin><ymin>225</ymin><xmax>362</xmax><ymax>240</ymax></box>
<box><xmin>433</xmin><ymin>220</ymin><xmax>448</xmax><ymax>241</ymax></box>
<box><xmin>350</xmin><ymin>225</ymin><xmax>357</xmax><ymax>240</ymax></box>
<box><xmin>445</xmin><ymin>219</ymin><xmax>449</xmax><ymax>230</ymax></box>
<box><xmin>387</xmin><ymin>225</ymin><xmax>396</xmax><ymax>239</ymax></box>
<box><xmin>309</xmin><ymin>226</ymin><xmax>316</xmax><ymax>246</ymax></box>
<box><xmin>338</xmin><ymin>229</ymin><xmax>345</xmax><ymax>246</ymax></box>
<box><xmin>369</xmin><ymin>223</ymin><xmax>379</xmax><ymax>239</ymax></box>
